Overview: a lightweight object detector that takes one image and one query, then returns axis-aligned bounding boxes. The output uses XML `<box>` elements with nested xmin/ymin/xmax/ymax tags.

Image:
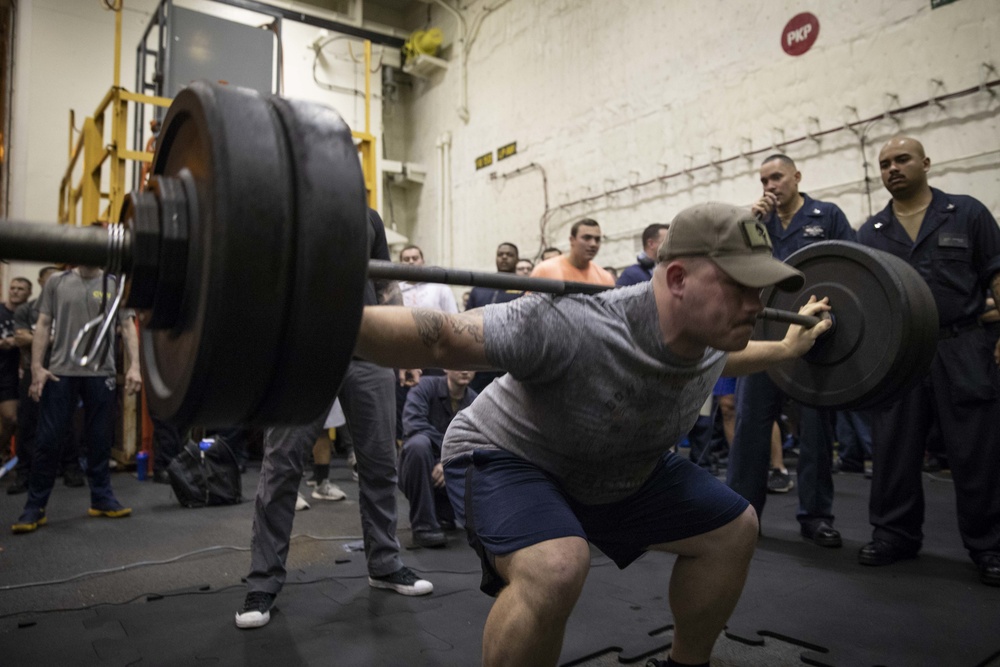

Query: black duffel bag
<box><xmin>166</xmin><ymin>438</ymin><xmax>242</xmax><ymax>508</ymax></box>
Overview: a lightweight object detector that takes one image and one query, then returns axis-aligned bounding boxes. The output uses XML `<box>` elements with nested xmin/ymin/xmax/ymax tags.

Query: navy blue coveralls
<box><xmin>616</xmin><ymin>254</ymin><xmax>656</xmax><ymax>287</ymax></box>
<box><xmin>857</xmin><ymin>188</ymin><xmax>1000</xmax><ymax>561</ymax></box>
<box><xmin>398</xmin><ymin>376</ymin><xmax>477</xmax><ymax>533</ymax></box>
<box><xmin>726</xmin><ymin>194</ymin><xmax>855</xmax><ymax>527</ymax></box>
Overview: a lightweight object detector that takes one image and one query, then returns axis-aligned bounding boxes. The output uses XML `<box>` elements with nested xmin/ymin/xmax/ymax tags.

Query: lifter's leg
<box><xmin>485</xmin><ymin>536</ymin><xmax>591</xmax><ymax>667</ymax></box>
<box><xmin>651</xmin><ymin>505</ymin><xmax>758</xmax><ymax>664</ymax></box>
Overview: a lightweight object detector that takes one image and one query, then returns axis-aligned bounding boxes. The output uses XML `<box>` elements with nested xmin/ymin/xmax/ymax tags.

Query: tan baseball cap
<box><xmin>658</xmin><ymin>202</ymin><xmax>804</xmax><ymax>292</ymax></box>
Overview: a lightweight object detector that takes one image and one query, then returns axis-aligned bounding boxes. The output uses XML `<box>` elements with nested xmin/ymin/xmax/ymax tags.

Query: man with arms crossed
<box><xmin>358</xmin><ymin>202</ymin><xmax>830</xmax><ymax>667</ymax></box>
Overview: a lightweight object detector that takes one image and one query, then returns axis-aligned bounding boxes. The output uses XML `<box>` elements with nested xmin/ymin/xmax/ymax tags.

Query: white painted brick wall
<box><xmin>398</xmin><ymin>0</ymin><xmax>1000</xmax><ymax>273</ymax></box>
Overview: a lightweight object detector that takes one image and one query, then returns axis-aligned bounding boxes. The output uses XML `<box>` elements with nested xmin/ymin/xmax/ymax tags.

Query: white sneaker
<box><xmin>311</xmin><ymin>479</ymin><xmax>346</xmax><ymax>501</ymax></box>
<box><xmin>295</xmin><ymin>493</ymin><xmax>310</xmax><ymax>511</ymax></box>
<box><xmin>347</xmin><ymin>451</ymin><xmax>359</xmax><ymax>482</ymax></box>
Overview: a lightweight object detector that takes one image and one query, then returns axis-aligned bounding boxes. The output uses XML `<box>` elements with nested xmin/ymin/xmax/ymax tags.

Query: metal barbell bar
<box><xmin>0</xmin><ymin>219</ymin><xmax>822</xmax><ymax>330</ymax></box>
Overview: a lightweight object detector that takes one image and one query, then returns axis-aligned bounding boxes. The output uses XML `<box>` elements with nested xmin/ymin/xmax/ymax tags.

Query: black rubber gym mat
<box><xmin>2</xmin><ymin>465</ymin><xmax>998</xmax><ymax>666</ymax></box>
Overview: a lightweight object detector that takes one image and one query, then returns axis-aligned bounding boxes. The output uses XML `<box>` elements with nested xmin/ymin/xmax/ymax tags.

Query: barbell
<box><xmin>0</xmin><ymin>81</ymin><xmax>939</xmax><ymax>427</ymax></box>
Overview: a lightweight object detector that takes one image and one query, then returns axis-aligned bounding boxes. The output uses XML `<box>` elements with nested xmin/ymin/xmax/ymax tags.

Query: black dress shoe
<box><xmin>858</xmin><ymin>539</ymin><xmax>918</xmax><ymax>566</ymax></box>
<box><xmin>977</xmin><ymin>554</ymin><xmax>1000</xmax><ymax>587</ymax></box>
<box><xmin>413</xmin><ymin>529</ymin><xmax>447</xmax><ymax>549</ymax></box>
<box><xmin>801</xmin><ymin>520</ymin><xmax>842</xmax><ymax>548</ymax></box>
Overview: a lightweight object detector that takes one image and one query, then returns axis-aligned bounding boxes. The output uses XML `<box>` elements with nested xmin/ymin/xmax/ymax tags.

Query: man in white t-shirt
<box><xmin>398</xmin><ymin>245</ymin><xmax>459</xmax><ymax>313</ymax></box>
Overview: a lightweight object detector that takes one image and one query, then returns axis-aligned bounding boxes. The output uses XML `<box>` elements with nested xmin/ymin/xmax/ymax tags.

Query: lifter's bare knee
<box><xmin>725</xmin><ymin>506</ymin><xmax>759</xmax><ymax>558</ymax></box>
<box><xmin>498</xmin><ymin>537</ymin><xmax>591</xmax><ymax>612</ymax></box>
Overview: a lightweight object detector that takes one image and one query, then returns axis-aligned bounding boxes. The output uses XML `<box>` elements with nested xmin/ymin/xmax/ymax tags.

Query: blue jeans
<box><xmin>26</xmin><ymin>375</ymin><xmax>118</xmax><ymax>510</ymax></box>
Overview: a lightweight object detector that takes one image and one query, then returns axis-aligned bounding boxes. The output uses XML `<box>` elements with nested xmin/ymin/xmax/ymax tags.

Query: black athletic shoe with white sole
<box><xmin>235</xmin><ymin>591</ymin><xmax>276</xmax><ymax>628</ymax></box>
<box><xmin>368</xmin><ymin>566</ymin><xmax>433</xmax><ymax>596</ymax></box>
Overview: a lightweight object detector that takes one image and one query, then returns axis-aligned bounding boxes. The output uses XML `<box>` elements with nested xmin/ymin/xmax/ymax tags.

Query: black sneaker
<box><xmin>977</xmin><ymin>554</ymin><xmax>1000</xmax><ymax>587</ymax></box>
<box><xmin>235</xmin><ymin>591</ymin><xmax>276</xmax><ymax>629</ymax></box>
<box><xmin>368</xmin><ymin>567</ymin><xmax>433</xmax><ymax>596</ymax></box>
<box><xmin>766</xmin><ymin>467</ymin><xmax>794</xmax><ymax>493</ymax></box>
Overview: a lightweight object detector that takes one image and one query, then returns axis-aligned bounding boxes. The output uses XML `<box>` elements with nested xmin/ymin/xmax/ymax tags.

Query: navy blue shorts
<box><xmin>445</xmin><ymin>448</ymin><xmax>749</xmax><ymax>596</ymax></box>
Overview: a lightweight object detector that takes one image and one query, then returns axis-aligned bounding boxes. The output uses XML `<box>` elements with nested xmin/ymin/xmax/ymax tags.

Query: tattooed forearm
<box><xmin>377</xmin><ymin>280</ymin><xmax>403</xmax><ymax>306</ymax></box>
<box><xmin>450</xmin><ymin>314</ymin><xmax>485</xmax><ymax>343</ymax></box>
<box><xmin>413</xmin><ymin>309</ymin><xmax>445</xmax><ymax>348</ymax></box>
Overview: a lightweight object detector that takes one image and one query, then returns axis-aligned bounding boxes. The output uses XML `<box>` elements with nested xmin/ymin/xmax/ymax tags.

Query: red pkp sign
<box><xmin>782</xmin><ymin>12</ymin><xmax>820</xmax><ymax>56</ymax></box>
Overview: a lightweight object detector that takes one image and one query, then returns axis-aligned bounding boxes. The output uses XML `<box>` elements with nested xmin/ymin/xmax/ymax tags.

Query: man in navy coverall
<box><xmin>726</xmin><ymin>154</ymin><xmax>855</xmax><ymax>548</ymax></box>
<box><xmin>856</xmin><ymin>136</ymin><xmax>1000</xmax><ymax>586</ymax></box>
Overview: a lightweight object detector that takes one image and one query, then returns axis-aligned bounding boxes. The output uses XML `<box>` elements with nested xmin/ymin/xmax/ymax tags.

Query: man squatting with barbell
<box><xmin>357</xmin><ymin>201</ymin><xmax>833</xmax><ymax>667</ymax></box>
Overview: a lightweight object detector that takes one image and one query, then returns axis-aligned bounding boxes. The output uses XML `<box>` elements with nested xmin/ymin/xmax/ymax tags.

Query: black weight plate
<box><xmin>758</xmin><ymin>240</ymin><xmax>938</xmax><ymax>410</ymax></box>
<box><xmin>251</xmin><ymin>96</ymin><xmax>368</xmax><ymax>424</ymax></box>
<box><xmin>869</xmin><ymin>250</ymin><xmax>940</xmax><ymax>407</ymax></box>
<box><xmin>145</xmin><ymin>176</ymin><xmax>188</xmax><ymax>329</ymax></box>
<box><xmin>143</xmin><ymin>81</ymin><xmax>295</xmax><ymax>427</ymax></box>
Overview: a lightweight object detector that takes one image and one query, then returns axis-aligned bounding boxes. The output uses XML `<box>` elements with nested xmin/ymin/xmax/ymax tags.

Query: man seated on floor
<box><xmin>399</xmin><ymin>369</ymin><xmax>477</xmax><ymax>548</ymax></box>
<box><xmin>357</xmin><ymin>202</ymin><xmax>831</xmax><ymax>667</ymax></box>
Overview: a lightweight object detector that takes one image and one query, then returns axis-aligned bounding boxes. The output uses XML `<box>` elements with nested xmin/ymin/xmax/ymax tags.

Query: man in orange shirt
<box><xmin>531</xmin><ymin>219</ymin><xmax>616</xmax><ymax>286</ymax></box>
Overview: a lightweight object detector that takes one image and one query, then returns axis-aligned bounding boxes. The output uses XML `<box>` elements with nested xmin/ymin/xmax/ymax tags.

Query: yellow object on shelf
<box><xmin>404</xmin><ymin>27</ymin><xmax>443</xmax><ymax>63</ymax></box>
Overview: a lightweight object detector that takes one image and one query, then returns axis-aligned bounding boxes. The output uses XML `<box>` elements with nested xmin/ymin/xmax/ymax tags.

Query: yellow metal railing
<box><xmin>58</xmin><ymin>5</ymin><xmax>172</xmax><ymax>228</ymax></box>
<box><xmin>58</xmin><ymin>87</ymin><xmax>171</xmax><ymax>227</ymax></box>
<box><xmin>58</xmin><ymin>6</ymin><xmax>378</xmax><ymax>227</ymax></box>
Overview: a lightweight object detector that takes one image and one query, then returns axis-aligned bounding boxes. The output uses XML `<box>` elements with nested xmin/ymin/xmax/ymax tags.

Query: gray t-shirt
<box><xmin>441</xmin><ymin>282</ymin><xmax>727</xmax><ymax>505</ymax></box>
<box><xmin>38</xmin><ymin>270</ymin><xmax>130</xmax><ymax>377</ymax></box>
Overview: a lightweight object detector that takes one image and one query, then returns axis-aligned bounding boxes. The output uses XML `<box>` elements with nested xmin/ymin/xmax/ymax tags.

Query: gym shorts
<box><xmin>447</xmin><ymin>448</ymin><xmax>749</xmax><ymax>596</ymax></box>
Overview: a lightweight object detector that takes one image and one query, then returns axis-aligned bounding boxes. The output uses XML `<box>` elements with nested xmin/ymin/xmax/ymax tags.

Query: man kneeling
<box><xmin>398</xmin><ymin>369</ymin><xmax>477</xmax><ymax>547</ymax></box>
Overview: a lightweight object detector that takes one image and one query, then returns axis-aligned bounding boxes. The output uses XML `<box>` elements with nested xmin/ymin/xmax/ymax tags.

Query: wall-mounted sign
<box><xmin>475</xmin><ymin>152</ymin><xmax>494</xmax><ymax>170</ymax></box>
<box><xmin>497</xmin><ymin>142</ymin><xmax>517</xmax><ymax>161</ymax></box>
<box><xmin>781</xmin><ymin>12</ymin><xmax>819</xmax><ymax>56</ymax></box>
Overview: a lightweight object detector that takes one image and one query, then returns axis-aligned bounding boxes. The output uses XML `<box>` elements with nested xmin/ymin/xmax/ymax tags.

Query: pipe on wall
<box><xmin>436</xmin><ymin>131</ymin><xmax>453</xmax><ymax>265</ymax></box>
